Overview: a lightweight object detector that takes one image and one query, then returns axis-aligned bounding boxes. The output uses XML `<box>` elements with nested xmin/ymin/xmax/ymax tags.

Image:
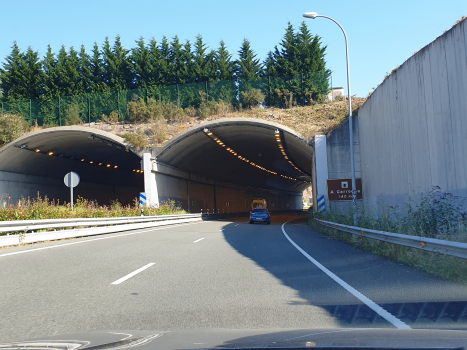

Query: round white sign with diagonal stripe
<box><xmin>64</xmin><ymin>172</ymin><xmax>80</xmax><ymax>188</ymax></box>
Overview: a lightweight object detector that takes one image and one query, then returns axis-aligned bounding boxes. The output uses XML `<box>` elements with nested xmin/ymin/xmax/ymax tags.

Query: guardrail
<box><xmin>315</xmin><ymin>219</ymin><xmax>467</xmax><ymax>259</ymax></box>
<box><xmin>0</xmin><ymin>211</ymin><xmax>309</xmax><ymax>249</ymax></box>
<box><xmin>0</xmin><ymin>214</ymin><xmax>201</xmax><ymax>233</ymax></box>
<box><xmin>0</xmin><ymin>214</ymin><xmax>202</xmax><ymax>248</ymax></box>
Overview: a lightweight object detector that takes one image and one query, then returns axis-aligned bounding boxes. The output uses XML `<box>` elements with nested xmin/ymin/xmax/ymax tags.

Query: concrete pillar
<box><xmin>143</xmin><ymin>153</ymin><xmax>159</xmax><ymax>207</ymax></box>
<box><xmin>313</xmin><ymin>135</ymin><xmax>328</xmax><ymax>213</ymax></box>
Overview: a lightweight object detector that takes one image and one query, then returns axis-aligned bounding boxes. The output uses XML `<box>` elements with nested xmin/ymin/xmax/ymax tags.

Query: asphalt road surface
<box><xmin>1</xmin><ymin>213</ymin><xmax>467</xmax><ymax>343</ymax></box>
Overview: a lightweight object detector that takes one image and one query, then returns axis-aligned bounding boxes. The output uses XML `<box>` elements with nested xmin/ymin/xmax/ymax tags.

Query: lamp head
<box><xmin>303</xmin><ymin>12</ymin><xmax>318</xmax><ymax>19</ymax></box>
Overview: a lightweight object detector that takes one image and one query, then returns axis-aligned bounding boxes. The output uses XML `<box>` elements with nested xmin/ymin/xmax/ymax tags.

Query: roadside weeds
<box><xmin>309</xmin><ymin>219</ymin><xmax>467</xmax><ymax>285</ymax></box>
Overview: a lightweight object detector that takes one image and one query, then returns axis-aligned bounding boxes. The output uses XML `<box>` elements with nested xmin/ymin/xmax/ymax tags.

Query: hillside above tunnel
<box><xmin>102</xmin><ymin>97</ymin><xmax>366</xmax><ymax>149</ymax></box>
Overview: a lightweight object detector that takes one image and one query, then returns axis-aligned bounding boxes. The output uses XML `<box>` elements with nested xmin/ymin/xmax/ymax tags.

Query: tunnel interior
<box><xmin>154</xmin><ymin>118</ymin><xmax>313</xmax><ymax>212</ymax></box>
<box><xmin>0</xmin><ymin>127</ymin><xmax>144</xmax><ymax>205</ymax></box>
<box><xmin>156</xmin><ymin>118</ymin><xmax>313</xmax><ymax>193</ymax></box>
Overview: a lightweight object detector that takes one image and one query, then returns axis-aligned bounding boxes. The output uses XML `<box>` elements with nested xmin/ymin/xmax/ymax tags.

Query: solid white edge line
<box><xmin>0</xmin><ymin>221</ymin><xmax>205</xmax><ymax>258</ymax></box>
<box><xmin>281</xmin><ymin>219</ymin><xmax>411</xmax><ymax>330</ymax></box>
<box><xmin>193</xmin><ymin>238</ymin><xmax>205</xmax><ymax>243</ymax></box>
<box><xmin>111</xmin><ymin>262</ymin><xmax>155</xmax><ymax>285</ymax></box>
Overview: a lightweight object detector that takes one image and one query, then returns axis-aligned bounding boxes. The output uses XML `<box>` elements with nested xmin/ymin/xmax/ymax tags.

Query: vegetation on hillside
<box><xmin>0</xmin><ymin>97</ymin><xmax>366</xmax><ymax>151</ymax></box>
<box><xmin>0</xmin><ymin>195</ymin><xmax>184</xmax><ymax>224</ymax></box>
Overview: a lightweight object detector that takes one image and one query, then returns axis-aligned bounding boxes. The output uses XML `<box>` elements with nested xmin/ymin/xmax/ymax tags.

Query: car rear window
<box><xmin>252</xmin><ymin>209</ymin><xmax>267</xmax><ymax>213</ymax></box>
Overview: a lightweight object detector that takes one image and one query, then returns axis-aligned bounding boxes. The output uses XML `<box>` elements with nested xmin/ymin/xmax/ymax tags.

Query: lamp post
<box><xmin>303</xmin><ymin>12</ymin><xmax>358</xmax><ymax>226</ymax></box>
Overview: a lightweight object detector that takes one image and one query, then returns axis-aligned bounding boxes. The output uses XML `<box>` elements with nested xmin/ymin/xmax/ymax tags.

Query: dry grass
<box><xmin>155</xmin><ymin>97</ymin><xmax>366</xmax><ymax>142</ymax></box>
<box><xmin>3</xmin><ymin>97</ymin><xmax>366</xmax><ymax>150</ymax></box>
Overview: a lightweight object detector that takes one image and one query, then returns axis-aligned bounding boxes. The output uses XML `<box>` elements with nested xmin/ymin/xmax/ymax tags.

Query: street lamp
<box><xmin>303</xmin><ymin>11</ymin><xmax>358</xmax><ymax>225</ymax></box>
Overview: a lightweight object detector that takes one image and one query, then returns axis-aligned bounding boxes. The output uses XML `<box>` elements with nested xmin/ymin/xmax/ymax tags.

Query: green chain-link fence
<box><xmin>0</xmin><ymin>71</ymin><xmax>331</xmax><ymax>126</ymax></box>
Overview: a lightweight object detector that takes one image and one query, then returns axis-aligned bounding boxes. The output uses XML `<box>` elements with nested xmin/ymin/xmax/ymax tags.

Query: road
<box><xmin>1</xmin><ymin>213</ymin><xmax>467</xmax><ymax>342</ymax></box>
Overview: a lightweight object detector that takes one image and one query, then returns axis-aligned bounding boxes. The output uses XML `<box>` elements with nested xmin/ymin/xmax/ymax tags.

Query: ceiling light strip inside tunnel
<box><xmin>274</xmin><ymin>129</ymin><xmax>310</xmax><ymax>176</ymax></box>
<box><xmin>18</xmin><ymin>143</ymin><xmax>143</xmax><ymax>174</ymax></box>
<box><xmin>203</xmin><ymin>128</ymin><xmax>309</xmax><ymax>183</ymax></box>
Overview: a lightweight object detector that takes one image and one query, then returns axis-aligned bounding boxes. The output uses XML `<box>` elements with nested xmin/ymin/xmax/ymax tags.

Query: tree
<box><xmin>79</xmin><ymin>45</ymin><xmax>93</xmax><ymax>93</ymax></box>
<box><xmin>147</xmin><ymin>38</ymin><xmax>163</xmax><ymax>86</ymax></box>
<box><xmin>268</xmin><ymin>22</ymin><xmax>298</xmax><ymax>76</ymax></box>
<box><xmin>67</xmin><ymin>47</ymin><xmax>83</xmax><ymax>95</ymax></box>
<box><xmin>215</xmin><ymin>41</ymin><xmax>235</xmax><ymax>81</ymax></box>
<box><xmin>102</xmin><ymin>36</ymin><xmax>133</xmax><ymax>91</ymax></box>
<box><xmin>54</xmin><ymin>46</ymin><xmax>82</xmax><ymax>97</ymax></box>
<box><xmin>42</xmin><ymin>45</ymin><xmax>59</xmax><ymax>98</ymax></box>
<box><xmin>0</xmin><ymin>43</ymin><xmax>43</xmax><ymax>101</ymax></box>
<box><xmin>131</xmin><ymin>37</ymin><xmax>154</xmax><ymax>88</ymax></box>
<box><xmin>158</xmin><ymin>36</ymin><xmax>172</xmax><ymax>86</ymax></box>
<box><xmin>180</xmin><ymin>40</ymin><xmax>194</xmax><ymax>83</ymax></box>
<box><xmin>192</xmin><ymin>35</ymin><xmax>215</xmax><ymax>82</ymax></box>
<box><xmin>90</xmin><ymin>42</ymin><xmax>108</xmax><ymax>92</ymax></box>
<box><xmin>266</xmin><ymin>22</ymin><xmax>330</xmax><ymax>104</ymax></box>
<box><xmin>235</xmin><ymin>38</ymin><xmax>263</xmax><ymax>81</ymax></box>
<box><xmin>169</xmin><ymin>36</ymin><xmax>186</xmax><ymax>84</ymax></box>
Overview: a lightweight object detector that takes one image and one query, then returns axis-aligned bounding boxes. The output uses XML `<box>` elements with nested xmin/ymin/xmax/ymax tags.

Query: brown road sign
<box><xmin>327</xmin><ymin>178</ymin><xmax>363</xmax><ymax>201</ymax></box>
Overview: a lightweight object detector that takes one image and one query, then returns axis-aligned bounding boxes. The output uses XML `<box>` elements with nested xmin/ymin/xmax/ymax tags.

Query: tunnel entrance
<box><xmin>0</xmin><ymin>126</ymin><xmax>144</xmax><ymax>206</ymax></box>
<box><xmin>147</xmin><ymin>118</ymin><xmax>314</xmax><ymax>212</ymax></box>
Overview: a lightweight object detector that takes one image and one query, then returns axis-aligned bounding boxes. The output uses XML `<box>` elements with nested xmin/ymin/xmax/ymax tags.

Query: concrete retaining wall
<box><xmin>357</xmin><ymin>18</ymin><xmax>467</xmax><ymax>210</ymax></box>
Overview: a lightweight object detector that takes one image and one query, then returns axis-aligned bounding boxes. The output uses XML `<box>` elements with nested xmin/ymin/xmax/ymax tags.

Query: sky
<box><xmin>1</xmin><ymin>0</ymin><xmax>466</xmax><ymax>97</ymax></box>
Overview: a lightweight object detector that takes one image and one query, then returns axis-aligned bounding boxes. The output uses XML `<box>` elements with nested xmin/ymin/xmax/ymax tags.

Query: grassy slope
<box><xmin>83</xmin><ymin>97</ymin><xmax>367</xmax><ymax>146</ymax></box>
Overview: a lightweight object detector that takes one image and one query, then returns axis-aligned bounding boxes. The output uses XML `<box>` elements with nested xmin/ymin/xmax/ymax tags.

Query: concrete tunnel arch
<box><xmin>0</xmin><ymin>119</ymin><xmax>315</xmax><ymax>211</ymax></box>
<box><xmin>0</xmin><ymin>126</ymin><xmax>144</xmax><ymax>206</ymax></box>
<box><xmin>144</xmin><ymin>118</ymin><xmax>314</xmax><ymax>212</ymax></box>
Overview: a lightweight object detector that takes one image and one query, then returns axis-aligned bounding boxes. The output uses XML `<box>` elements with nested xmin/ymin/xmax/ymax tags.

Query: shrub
<box><xmin>64</xmin><ymin>104</ymin><xmax>83</xmax><ymax>125</ymax></box>
<box><xmin>102</xmin><ymin>110</ymin><xmax>119</xmax><ymax>123</ymax></box>
<box><xmin>146</xmin><ymin>119</ymin><xmax>168</xmax><ymax>145</ymax></box>
<box><xmin>0</xmin><ymin>113</ymin><xmax>30</xmax><ymax>147</ymax></box>
<box><xmin>240</xmin><ymin>88</ymin><xmax>265</xmax><ymax>108</ymax></box>
<box><xmin>128</xmin><ymin>96</ymin><xmax>187</xmax><ymax>123</ymax></box>
<box><xmin>121</xmin><ymin>129</ymin><xmax>149</xmax><ymax>151</ymax></box>
<box><xmin>275</xmin><ymin>89</ymin><xmax>295</xmax><ymax>108</ymax></box>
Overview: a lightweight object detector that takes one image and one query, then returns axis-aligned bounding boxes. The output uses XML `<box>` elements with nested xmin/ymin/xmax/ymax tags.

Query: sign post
<box><xmin>64</xmin><ymin>172</ymin><xmax>80</xmax><ymax>211</ymax></box>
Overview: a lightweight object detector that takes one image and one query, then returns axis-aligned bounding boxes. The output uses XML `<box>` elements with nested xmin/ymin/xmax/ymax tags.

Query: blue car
<box><xmin>249</xmin><ymin>208</ymin><xmax>271</xmax><ymax>224</ymax></box>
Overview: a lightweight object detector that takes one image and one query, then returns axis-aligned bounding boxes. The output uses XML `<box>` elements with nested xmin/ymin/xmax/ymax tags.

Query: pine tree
<box><xmin>20</xmin><ymin>47</ymin><xmax>43</xmax><ymax>99</ymax></box>
<box><xmin>235</xmin><ymin>38</ymin><xmax>263</xmax><ymax>81</ymax></box>
<box><xmin>67</xmin><ymin>47</ymin><xmax>83</xmax><ymax>95</ymax></box>
<box><xmin>131</xmin><ymin>37</ymin><xmax>154</xmax><ymax>88</ymax></box>
<box><xmin>90</xmin><ymin>42</ymin><xmax>108</xmax><ymax>92</ymax></box>
<box><xmin>180</xmin><ymin>40</ymin><xmax>194</xmax><ymax>83</ymax></box>
<box><xmin>102</xmin><ymin>36</ymin><xmax>133</xmax><ymax>91</ymax></box>
<box><xmin>55</xmin><ymin>46</ymin><xmax>70</xmax><ymax>95</ymax></box>
<box><xmin>270</xmin><ymin>22</ymin><xmax>299</xmax><ymax>76</ymax></box>
<box><xmin>0</xmin><ymin>43</ymin><xmax>29</xmax><ymax>101</ymax></box>
<box><xmin>215</xmin><ymin>41</ymin><xmax>235</xmax><ymax>81</ymax></box>
<box><xmin>42</xmin><ymin>45</ymin><xmax>59</xmax><ymax>98</ymax></box>
<box><xmin>266</xmin><ymin>21</ymin><xmax>330</xmax><ymax>103</ymax></box>
<box><xmin>192</xmin><ymin>35</ymin><xmax>215</xmax><ymax>82</ymax></box>
<box><xmin>55</xmin><ymin>46</ymin><xmax>83</xmax><ymax>96</ymax></box>
<box><xmin>147</xmin><ymin>38</ymin><xmax>162</xmax><ymax>86</ymax></box>
<box><xmin>158</xmin><ymin>36</ymin><xmax>172</xmax><ymax>86</ymax></box>
<box><xmin>169</xmin><ymin>36</ymin><xmax>185</xmax><ymax>84</ymax></box>
<box><xmin>79</xmin><ymin>45</ymin><xmax>93</xmax><ymax>93</ymax></box>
